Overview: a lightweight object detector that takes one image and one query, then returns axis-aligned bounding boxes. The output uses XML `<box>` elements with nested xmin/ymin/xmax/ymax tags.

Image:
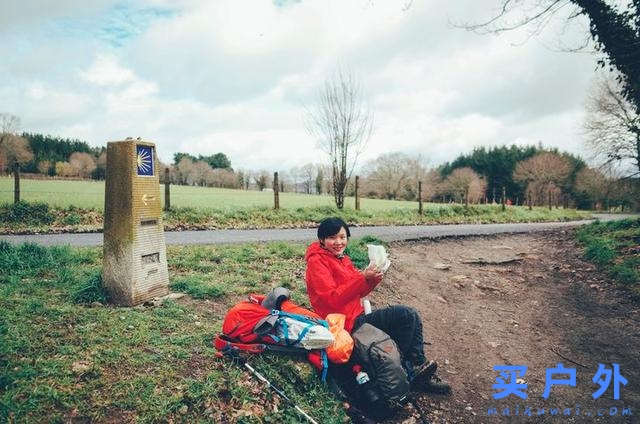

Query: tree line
<box><xmin>164</xmin><ymin>145</ymin><xmax>638</xmax><ymax>211</ymax></box>
<box><xmin>0</xmin><ymin>117</ymin><xmax>636</xmax><ymax>211</ymax></box>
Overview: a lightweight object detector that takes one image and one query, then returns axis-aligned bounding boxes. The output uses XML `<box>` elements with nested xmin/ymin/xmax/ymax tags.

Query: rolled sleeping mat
<box><xmin>262</xmin><ymin>287</ymin><xmax>291</xmax><ymax>311</ymax></box>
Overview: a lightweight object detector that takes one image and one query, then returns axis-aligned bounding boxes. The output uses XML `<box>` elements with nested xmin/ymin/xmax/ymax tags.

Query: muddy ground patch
<box><xmin>369</xmin><ymin>231</ymin><xmax>639</xmax><ymax>423</ymax></box>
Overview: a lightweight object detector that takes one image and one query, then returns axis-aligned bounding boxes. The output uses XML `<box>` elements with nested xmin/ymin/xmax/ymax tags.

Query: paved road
<box><xmin>0</xmin><ymin>214</ymin><xmax>635</xmax><ymax>247</ymax></box>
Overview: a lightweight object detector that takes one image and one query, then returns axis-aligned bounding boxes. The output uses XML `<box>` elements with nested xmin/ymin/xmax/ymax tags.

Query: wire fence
<box><xmin>0</xmin><ymin>184</ymin><xmax>438</xmax><ymax>212</ymax></box>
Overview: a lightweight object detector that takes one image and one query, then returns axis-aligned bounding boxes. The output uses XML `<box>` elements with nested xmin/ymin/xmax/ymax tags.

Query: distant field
<box><xmin>0</xmin><ymin>177</ymin><xmax>419</xmax><ymax>211</ymax></box>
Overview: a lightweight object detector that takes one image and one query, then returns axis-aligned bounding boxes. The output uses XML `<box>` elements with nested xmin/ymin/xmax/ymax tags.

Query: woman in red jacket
<box><xmin>305</xmin><ymin>217</ymin><xmax>450</xmax><ymax>394</ymax></box>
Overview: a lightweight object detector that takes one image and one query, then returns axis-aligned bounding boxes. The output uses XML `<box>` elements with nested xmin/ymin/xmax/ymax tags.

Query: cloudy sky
<box><xmin>1</xmin><ymin>0</ymin><xmax>602</xmax><ymax>171</ymax></box>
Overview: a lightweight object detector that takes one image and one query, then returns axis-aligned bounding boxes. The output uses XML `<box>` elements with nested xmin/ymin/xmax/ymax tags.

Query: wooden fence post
<box><xmin>164</xmin><ymin>168</ymin><xmax>170</xmax><ymax>211</ymax></box>
<box><xmin>418</xmin><ymin>181</ymin><xmax>423</xmax><ymax>215</ymax></box>
<box><xmin>501</xmin><ymin>186</ymin><xmax>506</xmax><ymax>211</ymax></box>
<box><xmin>355</xmin><ymin>175</ymin><xmax>360</xmax><ymax>211</ymax></box>
<box><xmin>273</xmin><ymin>172</ymin><xmax>280</xmax><ymax>210</ymax></box>
<box><xmin>13</xmin><ymin>164</ymin><xmax>20</xmax><ymax>204</ymax></box>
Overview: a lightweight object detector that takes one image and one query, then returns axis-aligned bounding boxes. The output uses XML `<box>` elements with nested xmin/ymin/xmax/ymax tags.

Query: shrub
<box><xmin>611</xmin><ymin>263</ymin><xmax>639</xmax><ymax>286</ymax></box>
<box><xmin>0</xmin><ymin>201</ymin><xmax>54</xmax><ymax>225</ymax></box>
<box><xmin>583</xmin><ymin>237</ymin><xmax>617</xmax><ymax>266</ymax></box>
<box><xmin>61</xmin><ymin>212</ymin><xmax>82</xmax><ymax>225</ymax></box>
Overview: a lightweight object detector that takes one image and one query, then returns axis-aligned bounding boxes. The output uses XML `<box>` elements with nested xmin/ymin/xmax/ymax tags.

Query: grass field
<box><xmin>0</xmin><ymin>237</ymin><xmax>381</xmax><ymax>423</ymax></box>
<box><xmin>0</xmin><ymin>177</ymin><xmax>419</xmax><ymax>211</ymax></box>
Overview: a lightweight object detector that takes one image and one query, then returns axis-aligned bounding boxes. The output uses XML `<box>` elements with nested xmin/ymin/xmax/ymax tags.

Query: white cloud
<box><xmin>0</xmin><ymin>0</ymin><xmax>601</xmax><ymax>173</ymax></box>
<box><xmin>80</xmin><ymin>55</ymin><xmax>135</xmax><ymax>86</ymax></box>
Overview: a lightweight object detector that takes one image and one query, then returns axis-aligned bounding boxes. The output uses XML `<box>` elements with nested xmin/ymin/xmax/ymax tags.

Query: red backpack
<box><xmin>214</xmin><ymin>294</ymin><xmax>329</xmax><ymax>379</ymax></box>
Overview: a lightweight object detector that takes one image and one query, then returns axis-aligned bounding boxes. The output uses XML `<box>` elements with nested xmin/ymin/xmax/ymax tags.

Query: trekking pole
<box><xmin>219</xmin><ymin>349</ymin><xmax>319</xmax><ymax>424</ymax></box>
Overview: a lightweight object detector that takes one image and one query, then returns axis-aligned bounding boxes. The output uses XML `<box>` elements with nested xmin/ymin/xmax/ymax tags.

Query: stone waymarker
<box><xmin>103</xmin><ymin>139</ymin><xmax>169</xmax><ymax>305</ymax></box>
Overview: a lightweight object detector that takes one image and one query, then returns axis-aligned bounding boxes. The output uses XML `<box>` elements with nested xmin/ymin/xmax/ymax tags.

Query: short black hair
<box><xmin>317</xmin><ymin>217</ymin><xmax>350</xmax><ymax>240</ymax></box>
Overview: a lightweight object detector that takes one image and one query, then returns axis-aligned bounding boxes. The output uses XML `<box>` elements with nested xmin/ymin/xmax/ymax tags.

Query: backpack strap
<box><xmin>254</xmin><ymin>313</ymin><xmax>279</xmax><ymax>337</ymax></box>
<box><xmin>214</xmin><ymin>335</ymin><xmax>308</xmax><ymax>355</ymax></box>
<box><xmin>277</xmin><ymin>310</ymin><xmax>326</xmax><ymax>326</ymax></box>
<box><xmin>214</xmin><ymin>335</ymin><xmax>267</xmax><ymax>354</ymax></box>
<box><xmin>321</xmin><ymin>349</ymin><xmax>328</xmax><ymax>382</ymax></box>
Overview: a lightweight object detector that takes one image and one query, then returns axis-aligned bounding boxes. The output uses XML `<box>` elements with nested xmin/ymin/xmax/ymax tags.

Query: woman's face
<box><xmin>322</xmin><ymin>227</ymin><xmax>348</xmax><ymax>257</ymax></box>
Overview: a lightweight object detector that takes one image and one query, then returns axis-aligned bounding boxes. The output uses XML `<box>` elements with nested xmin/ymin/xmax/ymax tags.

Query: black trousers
<box><xmin>352</xmin><ymin>305</ymin><xmax>427</xmax><ymax>366</ymax></box>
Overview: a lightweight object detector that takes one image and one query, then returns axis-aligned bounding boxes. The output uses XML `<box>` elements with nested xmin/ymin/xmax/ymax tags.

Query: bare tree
<box><xmin>0</xmin><ymin>113</ymin><xmax>33</xmax><ymax>173</ymax></box>
<box><xmin>207</xmin><ymin>168</ymin><xmax>239</xmax><ymax>188</ymax></box>
<box><xmin>37</xmin><ymin>160</ymin><xmax>52</xmax><ymax>175</ymax></box>
<box><xmin>69</xmin><ymin>152</ymin><xmax>97</xmax><ymax>178</ymax></box>
<box><xmin>254</xmin><ymin>170</ymin><xmax>271</xmax><ymax>191</ymax></box>
<box><xmin>288</xmin><ymin>166</ymin><xmax>303</xmax><ymax>193</ymax></box>
<box><xmin>584</xmin><ymin>75</ymin><xmax>640</xmax><ymax>178</ymax></box>
<box><xmin>305</xmin><ymin>68</ymin><xmax>373</xmax><ymax>209</ymax></box>
<box><xmin>175</xmin><ymin>157</ymin><xmax>194</xmax><ymax>185</ymax></box>
<box><xmin>364</xmin><ymin>152</ymin><xmax>413</xmax><ymax>200</ymax></box>
<box><xmin>441</xmin><ymin>167</ymin><xmax>486</xmax><ymax>206</ymax></box>
<box><xmin>574</xmin><ymin>166</ymin><xmax>610</xmax><ymax>209</ymax></box>
<box><xmin>96</xmin><ymin>150</ymin><xmax>107</xmax><ymax>182</ymax></box>
<box><xmin>300</xmin><ymin>163</ymin><xmax>316</xmax><ymax>194</ymax></box>
<box><xmin>188</xmin><ymin>161</ymin><xmax>211</xmax><ymax>186</ymax></box>
<box><xmin>275</xmin><ymin>170</ymin><xmax>290</xmax><ymax>192</ymax></box>
<box><xmin>513</xmin><ymin>152</ymin><xmax>571</xmax><ymax>206</ymax></box>
<box><xmin>55</xmin><ymin>161</ymin><xmax>74</xmax><ymax>177</ymax></box>
<box><xmin>420</xmin><ymin>169</ymin><xmax>441</xmax><ymax>202</ymax></box>
<box><xmin>235</xmin><ymin>169</ymin><xmax>248</xmax><ymax>190</ymax></box>
<box><xmin>0</xmin><ymin>113</ymin><xmax>20</xmax><ymax>134</ymax></box>
<box><xmin>315</xmin><ymin>164</ymin><xmax>327</xmax><ymax>195</ymax></box>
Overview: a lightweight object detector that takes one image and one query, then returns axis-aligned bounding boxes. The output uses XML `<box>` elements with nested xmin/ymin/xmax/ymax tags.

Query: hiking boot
<box><xmin>419</xmin><ymin>374</ymin><xmax>452</xmax><ymax>395</ymax></box>
<box><xmin>345</xmin><ymin>404</ymin><xmax>376</xmax><ymax>424</ymax></box>
<box><xmin>411</xmin><ymin>361</ymin><xmax>451</xmax><ymax>395</ymax></box>
<box><xmin>411</xmin><ymin>360</ymin><xmax>438</xmax><ymax>385</ymax></box>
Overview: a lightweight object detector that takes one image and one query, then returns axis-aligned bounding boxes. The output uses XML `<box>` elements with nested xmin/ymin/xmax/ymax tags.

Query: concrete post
<box><xmin>103</xmin><ymin>140</ymin><xmax>169</xmax><ymax>306</ymax></box>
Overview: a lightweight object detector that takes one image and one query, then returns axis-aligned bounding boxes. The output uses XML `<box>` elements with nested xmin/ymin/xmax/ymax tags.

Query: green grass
<box><xmin>1</xmin><ymin>201</ymin><xmax>592</xmax><ymax>236</ymax></box>
<box><xmin>0</xmin><ymin>176</ymin><xmax>422</xmax><ymax>211</ymax></box>
<box><xmin>0</xmin><ymin>238</ymin><xmax>374</xmax><ymax>423</ymax></box>
<box><xmin>576</xmin><ymin>218</ymin><xmax>640</xmax><ymax>295</ymax></box>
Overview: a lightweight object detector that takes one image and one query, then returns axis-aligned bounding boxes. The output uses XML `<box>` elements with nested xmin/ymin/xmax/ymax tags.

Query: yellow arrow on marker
<box><xmin>142</xmin><ymin>194</ymin><xmax>156</xmax><ymax>206</ymax></box>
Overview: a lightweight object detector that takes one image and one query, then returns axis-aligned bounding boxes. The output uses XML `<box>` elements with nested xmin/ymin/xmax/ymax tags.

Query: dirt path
<box><xmin>370</xmin><ymin>231</ymin><xmax>639</xmax><ymax>423</ymax></box>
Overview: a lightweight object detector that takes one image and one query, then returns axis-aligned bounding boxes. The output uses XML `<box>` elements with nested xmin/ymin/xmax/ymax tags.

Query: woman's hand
<box><xmin>364</xmin><ymin>264</ymin><xmax>383</xmax><ymax>286</ymax></box>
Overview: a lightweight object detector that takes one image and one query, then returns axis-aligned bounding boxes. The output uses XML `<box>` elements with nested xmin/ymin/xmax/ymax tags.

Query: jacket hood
<box><xmin>305</xmin><ymin>241</ymin><xmax>336</xmax><ymax>261</ymax></box>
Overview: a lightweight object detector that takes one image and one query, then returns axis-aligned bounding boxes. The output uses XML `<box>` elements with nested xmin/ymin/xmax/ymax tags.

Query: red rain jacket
<box><xmin>305</xmin><ymin>241</ymin><xmax>377</xmax><ymax>332</ymax></box>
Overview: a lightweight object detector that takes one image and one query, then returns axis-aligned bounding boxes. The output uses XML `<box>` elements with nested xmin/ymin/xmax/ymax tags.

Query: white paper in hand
<box><xmin>367</xmin><ymin>244</ymin><xmax>391</xmax><ymax>272</ymax></box>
